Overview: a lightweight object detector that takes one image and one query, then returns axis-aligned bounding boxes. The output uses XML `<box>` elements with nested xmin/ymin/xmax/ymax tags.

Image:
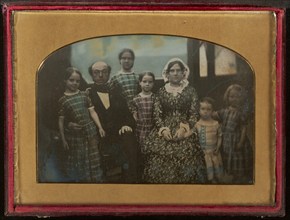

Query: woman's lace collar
<box><xmin>164</xmin><ymin>81</ymin><xmax>188</xmax><ymax>96</ymax></box>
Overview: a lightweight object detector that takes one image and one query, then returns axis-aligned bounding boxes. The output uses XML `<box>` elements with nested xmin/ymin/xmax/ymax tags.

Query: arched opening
<box><xmin>37</xmin><ymin>35</ymin><xmax>254</xmax><ymax>184</ymax></box>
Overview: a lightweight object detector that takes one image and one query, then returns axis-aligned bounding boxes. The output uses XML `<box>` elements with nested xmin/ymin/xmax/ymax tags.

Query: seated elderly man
<box><xmin>69</xmin><ymin>61</ymin><xmax>140</xmax><ymax>183</ymax></box>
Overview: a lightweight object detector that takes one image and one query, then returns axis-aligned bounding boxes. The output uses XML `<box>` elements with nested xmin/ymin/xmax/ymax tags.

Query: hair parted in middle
<box><xmin>118</xmin><ymin>48</ymin><xmax>135</xmax><ymax>61</ymax></box>
<box><xmin>138</xmin><ymin>71</ymin><xmax>155</xmax><ymax>82</ymax></box>
<box><xmin>223</xmin><ymin>84</ymin><xmax>246</xmax><ymax>106</ymax></box>
<box><xmin>63</xmin><ymin>67</ymin><xmax>83</xmax><ymax>81</ymax></box>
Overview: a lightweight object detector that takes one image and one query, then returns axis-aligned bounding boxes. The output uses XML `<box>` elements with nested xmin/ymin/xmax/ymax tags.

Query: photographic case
<box><xmin>3</xmin><ymin>1</ymin><xmax>285</xmax><ymax>217</ymax></box>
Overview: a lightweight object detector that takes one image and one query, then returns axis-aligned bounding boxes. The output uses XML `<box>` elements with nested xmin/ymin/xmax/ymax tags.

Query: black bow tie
<box><xmin>93</xmin><ymin>83</ymin><xmax>109</xmax><ymax>93</ymax></box>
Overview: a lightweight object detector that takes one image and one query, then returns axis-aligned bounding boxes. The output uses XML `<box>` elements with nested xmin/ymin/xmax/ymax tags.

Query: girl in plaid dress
<box><xmin>109</xmin><ymin>48</ymin><xmax>139</xmax><ymax>110</ymax></box>
<box><xmin>58</xmin><ymin>67</ymin><xmax>105</xmax><ymax>182</ymax></box>
<box><xmin>132</xmin><ymin>71</ymin><xmax>155</xmax><ymax>146</ymax></box>
<box><xmin>216</xmin><ymin>84</ymin><xmax>253</xmax><ymax>183</ymax></box>
<box><xmin>108</xmin><ymin>48</ymin><xmax>140</xmax><ymax>182</ymax></box>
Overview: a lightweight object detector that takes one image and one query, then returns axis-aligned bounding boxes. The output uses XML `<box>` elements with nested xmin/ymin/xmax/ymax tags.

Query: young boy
<box><xmin>194</xmin><ymin>97</ymin><xmax>224</xmax><ymax>183</ymax></box>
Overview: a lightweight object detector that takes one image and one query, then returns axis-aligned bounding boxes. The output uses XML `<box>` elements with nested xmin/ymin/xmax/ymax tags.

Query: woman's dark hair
<box><xmin>64</xmin><ymin>67</ymin><xmax>82</xmax><ymax>81</ymax></box>
<box><xmin>118</xmin><ymin>48</ymin><xmax>135</xmax><ymax>61</ymax></box>
<box><xmin>200</xmin><ymin>97</ymin><xmax>215</xmax><ymax>110</ymax></box>
<box><xmin>138</xmin><ymin>71</ymin><xmax>155</xmax><ymax>82</ymax></box>
<box><xmin>166</xmin><ymin>60</ymin><xmax>185</xmax><ymax>74</ymax></box>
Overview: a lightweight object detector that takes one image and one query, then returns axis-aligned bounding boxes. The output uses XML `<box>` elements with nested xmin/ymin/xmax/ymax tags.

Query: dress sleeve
<box><xmin>131</xmin><ymin>96</ymin><xmax>138</xmax><ymax>114</ymax></box>
<box><xmin>188</xmin><ymin>87</ymin><xmax>199</xmax><ymax>128</ymax></box>
<box><xmin>153</xmin><ymin>90</ymin><xmax>165</xmax><ymax>130</ymax></box>
<box><xmin>109</xmin><ymin>75</ymin><xmax>118</xmax><ymax>92</ymax></box>
<box><xmin>87</xmin><ymin>96</ymin><xmax>94</xmax><ymax>109</ymax></box>
<box><xmin>83</xmin><ymin>92</ymin><xmax>94</xmax><ymax>109</ymax></box>
<box><xmin>58</xmin><ymin>97</ymin><xmax>65</xmax><ymax>117</ymax></box>
<box><xmin>239</xmin><ymin>110</ymin><xmax>249</xmax><ymax>126</ymax></box>
<box><xmin>216</xmin><ymin>108</ymin><xmax>225</xmax><ymax>122</ymax></box>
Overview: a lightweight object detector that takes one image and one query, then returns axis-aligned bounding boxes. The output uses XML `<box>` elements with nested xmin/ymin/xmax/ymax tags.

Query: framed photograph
<box><xmin>4</xmin><ymin>2</ymin><xmax>285</xmax><ymax>217</ymax></box>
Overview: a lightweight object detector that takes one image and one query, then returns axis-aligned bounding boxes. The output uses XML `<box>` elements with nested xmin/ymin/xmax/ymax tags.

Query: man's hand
<box><xmin>85</xmin><ymin>87</ymin><xmax>91</xmax><ymax>96</ymax></box>
<box><xmin>119</xmin><ymin>126</ymin><xmax>132</xmax><ymax>135</ymax></box>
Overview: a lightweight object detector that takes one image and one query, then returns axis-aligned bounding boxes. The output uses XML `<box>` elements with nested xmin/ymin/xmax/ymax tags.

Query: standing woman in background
<box><xmin>109</xmin><ymin>49</ymin><xmax>140</xmax><ymax>182</ymax></box>
<box><xmin>109</xmin><ymin>48</ymin><xmax>139</xmax><ymax>110</ymax></box>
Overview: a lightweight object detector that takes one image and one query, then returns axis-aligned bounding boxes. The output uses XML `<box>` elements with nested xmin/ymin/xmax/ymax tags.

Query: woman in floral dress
<box><xmin>142</xmin><ymin>58</ymin><xmax>207</xmax><ymax>184</ymax></box>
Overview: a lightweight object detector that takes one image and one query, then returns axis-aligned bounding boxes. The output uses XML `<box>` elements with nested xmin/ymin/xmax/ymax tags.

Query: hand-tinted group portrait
<box><xmin>37</xmin><ymin>35</ymin><xmax>254</xmax><ymax>185</ymax></box>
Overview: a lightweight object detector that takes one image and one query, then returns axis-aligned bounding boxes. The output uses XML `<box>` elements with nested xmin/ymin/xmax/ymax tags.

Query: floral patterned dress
<box><xmin>142</xmin><ymin>85</ymin><xmax>207</xmax><ymax>183</ymax></box>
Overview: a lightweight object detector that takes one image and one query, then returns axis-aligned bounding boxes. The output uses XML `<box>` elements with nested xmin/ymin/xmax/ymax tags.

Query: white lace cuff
<box><xmin>158</xmin><ymin>127</ymin><xmax>170</xmax><ymax>137</ymax></box>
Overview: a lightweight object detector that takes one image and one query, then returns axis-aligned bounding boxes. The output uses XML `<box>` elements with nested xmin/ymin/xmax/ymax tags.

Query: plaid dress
<box><xmin>132</xmin><ymin>93</ymin><xmax>155</xmax><ymax>146</ymax></box>
<box><xmin>195</xmin><ymin>120</ymin><xmax>223</xmax><ymax>181</ymax></box>
<box><xmin>109</xmin><ymin>72</ymin><xmax>138</xmax><ymax>109</ymax></box>
<box><xmin>58</xmin><ymin>91</ymin><xmax>102</xmax><ymax>182</ymax></box>
<box><xmin>217</xmin><ymin>108</ymin><xmax>252</xmax><ymax>180</ymax></box>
